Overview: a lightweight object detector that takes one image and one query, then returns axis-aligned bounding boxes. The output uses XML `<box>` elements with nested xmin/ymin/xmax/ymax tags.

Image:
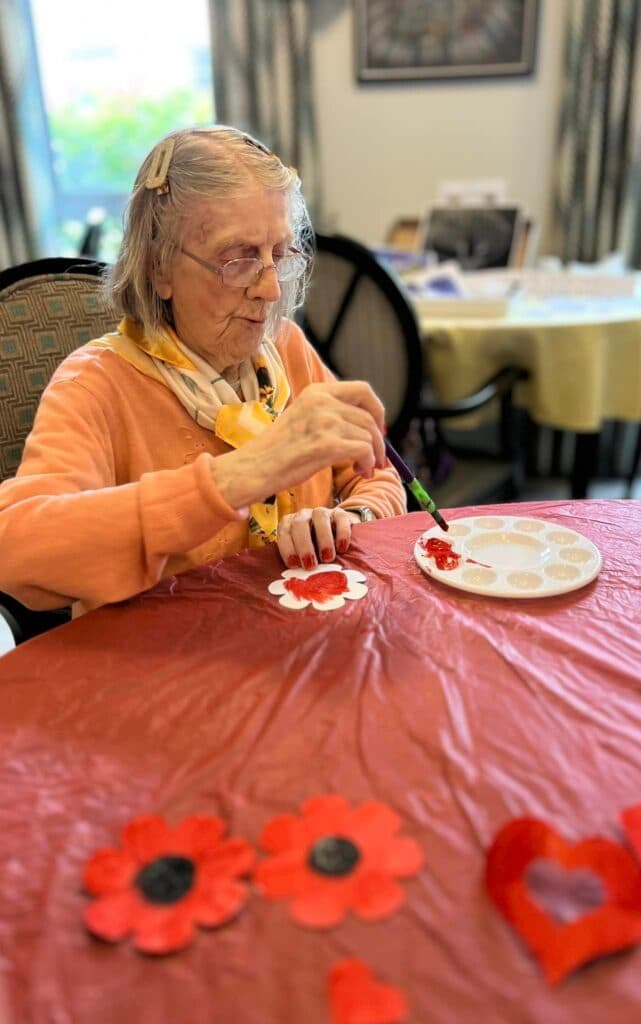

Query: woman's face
<box><xmin>157</xmin><ymin>184</ymin><xmax>292</xmax><ymax>370</ymax></box>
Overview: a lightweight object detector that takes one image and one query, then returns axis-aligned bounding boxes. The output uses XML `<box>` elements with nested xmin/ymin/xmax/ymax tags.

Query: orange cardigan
<box><xmin>0</xmin><ymin>319</ymin><xmax>405</xmax><ymax>614</ymax></box>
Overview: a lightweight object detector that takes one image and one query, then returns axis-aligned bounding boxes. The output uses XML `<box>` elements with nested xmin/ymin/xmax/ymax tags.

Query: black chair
<box><xmin>0</xmin><ymin>257</ymin><xmax>113</xmax><ymax>644</ymax></box>
<box><xmin>627</xmin><ymin>427</ymin><xmax>641</xmax><ymax>497</ymax></box>
<box><xmin>78</xmin><ymin>208</ymin><xmax>107</xmax><ymax>259</ymax></box>
<box><xmin>300</xmin><ymin>232</ymin><xmax>528</xmax><ymax>509</ymax></box>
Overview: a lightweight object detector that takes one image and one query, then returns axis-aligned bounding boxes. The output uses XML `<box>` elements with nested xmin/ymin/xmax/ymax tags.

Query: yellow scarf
<box><xmin>91</xmin><ymin>317</ymin><xmax>294</xmax><ymax>547</ymax></box>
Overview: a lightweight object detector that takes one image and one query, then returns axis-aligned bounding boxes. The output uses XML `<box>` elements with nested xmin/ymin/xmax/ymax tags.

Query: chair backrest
<box><xmin>0</xmin><ymin>257</ymin><xmax>113</xmax><ymax>481</ymax></box>
<box><xmin>300</xmin><ymin>233</ymin><xmax>423</xmax><ymax>445</ymax></box>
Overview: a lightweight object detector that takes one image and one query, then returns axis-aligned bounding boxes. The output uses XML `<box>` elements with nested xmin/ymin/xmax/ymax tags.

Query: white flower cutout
<box><xmin>268</xmin><ymin>563</ymin><xmax>368</xmax><ymax>611</ymax></box>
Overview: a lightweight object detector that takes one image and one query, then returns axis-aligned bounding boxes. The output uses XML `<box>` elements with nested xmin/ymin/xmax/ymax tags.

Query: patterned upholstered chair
<box><xmin>0</xmin><ymin>257</ymin><xmax>113</xmax><ymax>643</ymax></box>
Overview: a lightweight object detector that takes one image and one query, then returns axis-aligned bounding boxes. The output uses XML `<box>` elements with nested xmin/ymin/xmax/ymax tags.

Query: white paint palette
<box><xmin>414</xmin><ymin>516</ymin><xmax>602</xmax><ymax>598</ymax></box>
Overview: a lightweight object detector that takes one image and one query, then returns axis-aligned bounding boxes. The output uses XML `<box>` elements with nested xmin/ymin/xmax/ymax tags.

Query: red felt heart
<box><xmin>486</xmin><ymin>817</ymin><xmax>641</xmax><ymax>985</ymax></box>
<box><xmin>328</xmin><ymin>958</ymin><xmax>408</xmax><ymax>1024</ymax></box>
<box><xmin>621</xmin><ymin>804</ymin><xmax>641</xmax><ymax>861</ymax></box>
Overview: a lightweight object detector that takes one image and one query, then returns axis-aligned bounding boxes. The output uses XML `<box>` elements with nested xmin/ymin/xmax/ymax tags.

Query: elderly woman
<box><xmin>0</xmin><ymin>126</ymin><xmax>405</xmax><ymax>617</ymax></box>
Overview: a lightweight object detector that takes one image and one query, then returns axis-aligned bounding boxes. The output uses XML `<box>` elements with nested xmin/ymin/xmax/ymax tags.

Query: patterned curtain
<box><xmin>0</xmin><ymin>0</ymin><xmax>58</xmax><ymax>269</ymax></box>
<box><xmin>552</xmin><ymin>0</ymin><xmax>640</xmax><ymax>263</ymax></box>
<box><xmin>208</xmin><ymin>0</ymin><xmax>323</xmax><ymax>220</ymax></box>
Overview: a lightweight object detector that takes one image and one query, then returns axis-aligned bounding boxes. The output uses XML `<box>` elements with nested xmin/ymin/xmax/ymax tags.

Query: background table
<box><xmin>2</xmin><ymin>501</ymin><xmax>641</xmax><ymax>1023</ymax></box>
<box><xmin>419</xmin><ymin>299</ymin><xmax>641</xmax><ymax>496</ymax></box>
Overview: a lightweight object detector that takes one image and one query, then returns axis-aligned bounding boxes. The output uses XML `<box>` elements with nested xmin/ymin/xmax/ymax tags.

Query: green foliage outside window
<box><xmin>49</xmin><ymin>87</ymin><xmax>212</xmax><ymax>257</ymax></box>
<box><xmin>50</xmin><ymin>88</ymin><xmax>212</xmax><ymax>194</ymax></box>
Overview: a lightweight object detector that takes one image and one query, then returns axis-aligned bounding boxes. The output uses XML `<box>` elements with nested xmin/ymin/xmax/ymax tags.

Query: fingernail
<box><xmin>321</xmin><ymin>548</ymin><xmax>333</xmax><ymax>563</ymax></box>
<box><xmin>303</xmin><ymin>555</ymin><xmax>317</xmax><ymax>570</ymax></box>
<box><xmin>337</xmin><ymin>540</ymin><xmax>349</xmax><ymax>554</ymax></box>
<box><xmin>288</xmin><ymin>555</ymin><xmax>300</xmax><ymax>568</ymax></box>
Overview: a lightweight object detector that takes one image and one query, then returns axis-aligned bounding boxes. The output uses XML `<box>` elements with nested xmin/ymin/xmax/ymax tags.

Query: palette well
<box><xmin>414</xmin><ymin>516</ymin><xmax>602</xmax><ymax>598</ymax></box>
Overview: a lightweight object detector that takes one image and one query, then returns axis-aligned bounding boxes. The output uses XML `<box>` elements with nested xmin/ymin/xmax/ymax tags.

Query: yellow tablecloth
<box><xmin>420</xmin><ymin>304</ymin><xmax>641</xmax><ymax>433</ymax></box>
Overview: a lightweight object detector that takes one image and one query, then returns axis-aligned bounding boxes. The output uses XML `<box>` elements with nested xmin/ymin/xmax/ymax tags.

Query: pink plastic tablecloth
<box><xmin>1</xmin><ymin>500</ymin><xmax>641</xmax><ymax>1023</ymax></box>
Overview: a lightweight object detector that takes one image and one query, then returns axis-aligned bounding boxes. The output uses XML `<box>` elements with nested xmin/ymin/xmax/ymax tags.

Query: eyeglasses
<box><xmin>180</xmin><ymin>246</ymin><xmax>308</xmax><ymax>288</ymax></box>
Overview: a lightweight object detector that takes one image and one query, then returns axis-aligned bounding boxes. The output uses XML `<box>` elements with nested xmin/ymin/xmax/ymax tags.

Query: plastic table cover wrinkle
<box><xmin>0</xmin><ymin>500</ymin><xmax>641</xmax><ymax>1023</ymax></box>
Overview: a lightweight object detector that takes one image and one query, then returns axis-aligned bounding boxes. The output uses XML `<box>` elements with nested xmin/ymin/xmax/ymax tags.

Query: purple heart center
<box><xmin>526</xmin><ymin>858</ymin><xmax>605</xmax><ymax>924</ymax></box>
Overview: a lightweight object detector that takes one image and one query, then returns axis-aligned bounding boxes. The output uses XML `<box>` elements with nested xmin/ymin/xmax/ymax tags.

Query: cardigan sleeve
<box><xmin>0</xmin><ymin>379</ymin><xmax>245</xmax><ymax>610</ymax></box>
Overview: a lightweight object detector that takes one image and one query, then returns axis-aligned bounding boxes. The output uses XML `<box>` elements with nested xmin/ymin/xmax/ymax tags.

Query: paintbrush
<box><xmin>384</xmin><ymin>438</ymin><xmax>449</xmax><ymax>532</ymax></box>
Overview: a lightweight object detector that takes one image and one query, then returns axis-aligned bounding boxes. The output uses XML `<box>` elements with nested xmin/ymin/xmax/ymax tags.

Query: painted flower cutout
<box><xmin>268</xmin><ymin>564</ymin><xmax>367</xmax><ymax>611</ymax></box>
<box><xmin>329</xmin><ymin>959</ymin><xmax>408</xmax><ymax>1024</ymax></box>
<box><xmin>254</xmin><ymin>794</ymin><xmax>424</xmax><ymax>928</ymax></box>
<box><xmin>83</xmin><ymin>813</ymin><xmax>254</xmax><ymax>954</ymax></box>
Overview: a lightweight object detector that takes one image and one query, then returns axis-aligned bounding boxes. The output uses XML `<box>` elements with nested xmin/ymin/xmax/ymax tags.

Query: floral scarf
<box><xmin>91</xmin><ymin>317</ymin><xmax>294</xmax><ymax>546</ymax></box>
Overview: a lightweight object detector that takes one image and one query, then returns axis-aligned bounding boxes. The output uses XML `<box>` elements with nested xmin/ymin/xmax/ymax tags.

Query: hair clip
<box><xmin>145</xmin><ymin>139</ymin><xmax>175</xmax><ymax>194</ymax></box>
<box><xmin>243</xmin><ymin>136</ymin><xmax>274</xmax><ymax>157</ymax></box>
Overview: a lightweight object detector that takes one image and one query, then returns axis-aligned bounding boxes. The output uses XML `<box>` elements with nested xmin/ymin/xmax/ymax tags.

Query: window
<box><xmin>30</xmin><ymin>0</ymin><xmax>214</xmax><ymax>260</ymax></box>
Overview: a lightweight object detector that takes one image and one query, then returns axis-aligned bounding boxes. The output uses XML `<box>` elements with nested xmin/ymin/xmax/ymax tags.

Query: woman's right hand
<box><xmin>211</xmin><ymin>381</ymin><xmax>387</xmax><ymax>510</ymax></box>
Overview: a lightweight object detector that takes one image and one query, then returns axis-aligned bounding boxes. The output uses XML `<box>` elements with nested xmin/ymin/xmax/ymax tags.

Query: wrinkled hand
<box><xmin>266</xmin><ymin>380</ymin><xmax>386</xmax><ymax>487</ymax></box>
<box><xmin>277</xmin><ymin>506</ymin><xmax>361</xmax><ymax>569</ymax></box>
<box><xmin>211</xmin><ymin>381</ymin><xmax>387</xmax><ymax>511</ymax></box>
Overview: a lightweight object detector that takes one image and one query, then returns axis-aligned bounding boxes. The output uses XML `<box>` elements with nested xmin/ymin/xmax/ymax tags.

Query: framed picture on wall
<box><xmin>354</xmin><ymin>0</ymin><xmax>539</xmax><ymax>83</ymax></box>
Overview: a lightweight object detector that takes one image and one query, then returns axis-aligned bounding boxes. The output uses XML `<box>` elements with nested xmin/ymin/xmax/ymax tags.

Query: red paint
<box><xmin>421</xmin><ymin>538</ymin><xmax>461</xmax><ymax>570</ymax></box>
<box><xmin>420</xmin><ymin>538</ymin><xmax>491</xmax><ymax>571</ymax></box>
<box><xmin>285</xmin><ymin>571</ymin><xmax>349</xmax><ymax>603</ymax></box>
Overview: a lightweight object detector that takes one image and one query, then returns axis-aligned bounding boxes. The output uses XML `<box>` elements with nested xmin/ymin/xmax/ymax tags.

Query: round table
<box><xmin>418</xmin><ymin>296</ymin><xmax>641</xmax><ymax>496</ymax></box>
<box><xmin>2</xmin><ymin>501</ymin><xmax>641</xmax><ymax>1022</ymax></box>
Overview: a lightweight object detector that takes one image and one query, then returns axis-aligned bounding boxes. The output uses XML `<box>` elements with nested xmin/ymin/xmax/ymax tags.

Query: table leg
<box><xmin>524</xmin><ymin>418</ymin><xmax>541</xmax><ymax>476</ymax></box>
<box><xmin>571</xmin><ymin>432</ymin><xmax>599</xmax><ymax>498</ymax></box>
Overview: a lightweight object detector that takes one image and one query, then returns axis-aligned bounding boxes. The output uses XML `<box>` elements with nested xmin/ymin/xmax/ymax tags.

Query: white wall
<box><xmin>312</xmin><ymin>0</ymin><xmax>565</xmax><ymax>253</ymax></box>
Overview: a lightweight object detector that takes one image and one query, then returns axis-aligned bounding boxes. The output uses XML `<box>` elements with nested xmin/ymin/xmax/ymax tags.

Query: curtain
<box><xmin>0</xmin><ymin>0</ymin><xmax>58</xmax><ymax>269</ymax></box>
<box><xmin>552</xmin><ymin>0</ymin><xmax>640</xmax><ymax>263</ymax></box>
<box><xmin>208</xmin><ymin>0</ymin><xmax>323</xmax><ymax>220</ymax></box>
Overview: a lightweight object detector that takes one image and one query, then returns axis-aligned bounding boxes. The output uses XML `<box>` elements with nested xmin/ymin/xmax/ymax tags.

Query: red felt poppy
<box><xmin>621</xmin><ymin>804</ymin><xmax>641</xmax><ymax>860</ymax></box>
<box><xmin>328</xmin><ymin>958</ymin><xmax>408</xmax><ymax>1024</ymax></box>
<box><xmin>486</xmin><ymin>817</ymin><xmax>641</xmax><ymax>985</ymax></box>
<box><xmin>83</xmin><ymin>813</ymin><xmax>255</xmax><ymax>954</ymax></box>
<box><xmin>254</xmin><ymin>795</ymin><xmax>424</xmax><ymax>928</ymax></box>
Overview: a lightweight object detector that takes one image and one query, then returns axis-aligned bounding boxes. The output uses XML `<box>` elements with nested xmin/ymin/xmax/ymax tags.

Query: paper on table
<box><xmin>401</xmin><ymin>262</ymin><xmax>513</xmax><ymax>318</ymax></box>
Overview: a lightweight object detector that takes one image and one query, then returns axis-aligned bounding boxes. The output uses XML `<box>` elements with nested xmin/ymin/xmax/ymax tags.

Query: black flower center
<box><xmin>308</xmin><ymin>836</ymin><xmax>360</xmax><ymax>877</ymax></box>
<box><xmin>135</xmin><ymin>855</ymin><xmax>195</xmax><ymax>904</ymax></box>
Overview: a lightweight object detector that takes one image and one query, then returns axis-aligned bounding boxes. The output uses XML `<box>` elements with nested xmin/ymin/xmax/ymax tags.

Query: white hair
<box><xmin>103</xmin><ymin>124</ymin><xmax>313</xmax><ymax>340</ymax></box>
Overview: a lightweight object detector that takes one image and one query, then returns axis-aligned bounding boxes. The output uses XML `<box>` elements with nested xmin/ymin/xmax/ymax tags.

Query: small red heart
<box><xmin>486</xmin><ymin>817</ymin><xmax>641</xmax><ymax>985</ymax></box>
<box><xmin>328</xmin><ymin>958</ymin><xmax>408</xmax><ymax>1024</ymax></box>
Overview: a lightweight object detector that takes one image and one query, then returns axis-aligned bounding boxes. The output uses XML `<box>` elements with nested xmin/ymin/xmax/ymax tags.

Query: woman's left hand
<box><xmin>276</xmin><ymin>507</ymin><xmax>361</xmax><ymax>570</ymax></box>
